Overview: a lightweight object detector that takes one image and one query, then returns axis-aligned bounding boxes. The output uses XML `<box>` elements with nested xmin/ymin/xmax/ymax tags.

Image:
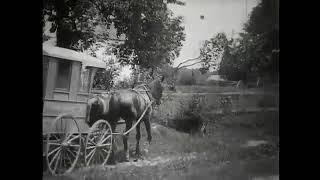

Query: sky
<box><xmin>168</xmin><ymin>0</ymin><xmax>259</xmax><ymax>68</ymax></box>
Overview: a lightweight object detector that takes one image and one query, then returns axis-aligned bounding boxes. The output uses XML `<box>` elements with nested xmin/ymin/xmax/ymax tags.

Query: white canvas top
<box><xmin>43</xmin><ymin>44</ymin><xmax>106</xmax><ymax>69</ymax></box>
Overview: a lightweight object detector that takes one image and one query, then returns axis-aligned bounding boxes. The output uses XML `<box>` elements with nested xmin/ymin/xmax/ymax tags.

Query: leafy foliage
<box><xmin>170</xmin><ymin>95</ymin><xmax>206</xmax><ymax>135</ymax></box>
<box><xmin>109</xmin><ymin>0</ymin><xmax>186</xmax><ymax>69</ymax></box>
<box><xmin>43</xmin><ymin>0</ymin><xmax>108</xmax><ymax>50</ymax></box>
<box><xmin>199</xmin><ymin>32</ymin><xmax>229</xmax><ymax>72</ymax></box>
<box><xmin>206</xmin><ymin>0</ymin><xmax>279</xmax><ymax>82</ymax></box>
<box><xmin>43</xmin><ymin>0</ymin><xmax>186</xmax><ymax>70</ymax></box>
<box><xmin>92</xmin><ymin>66</ymin><xmax>119</xmax><ymax>90</ymax></box>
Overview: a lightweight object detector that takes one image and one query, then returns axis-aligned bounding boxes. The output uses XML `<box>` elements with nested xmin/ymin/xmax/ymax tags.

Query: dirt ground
<box><xmin>43</xmin><ymin>111</ymin><xmax>279</xmax><ymax>180</ymax></box>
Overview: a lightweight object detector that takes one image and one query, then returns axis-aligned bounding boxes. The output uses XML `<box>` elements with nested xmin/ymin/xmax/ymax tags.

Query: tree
<box><xmin>242</xmin><ymin>0</ymin><xmax>279</xmax><ymax>80</ymax></box>
<box><xmin>43</xmin><ymin>0</ymin><xmax>110</xmax><ymax>51</ymax></box>
<box><xmin>174</xmin><ymin>32</ymin><xmax>228</xmax><ymax>73</ymax></box>
<box><xmin>162</xmin><ymin>32</ymin><xmax>229</xmax><ymax>89</ymax></box>
<box><xmin>217</xmin><ymin>0</ymin><xmax>279</xmax><ymax>82</ymax></box>
<box><xmin>92</xmin><ymin>57</ymin><xmax>120</xmax><ymax>90</ymax></box>
<box><xmin>43</xmin><ymin>0</ymin><xmax>186</xmax><ymax>69</ymax></box>
<box><xmin>43</xmin><ymin>0</ymin><xmax>186</xmax><ymax>89</ymax></box>
<box><xmin>110</xmin><ymin>0</ymin><xmax>186</xmax><ymax>70</ymax></box>
<box><xmin>218</xmin><ymin>38</ymin><xmax>247</xmax><ymax>81</ymax></box>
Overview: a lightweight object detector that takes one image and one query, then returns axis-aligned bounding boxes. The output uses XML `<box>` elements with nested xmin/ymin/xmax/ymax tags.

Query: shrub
<box><xmin>168</xmin><ymin>95</ymin><xmax>206</xmax><ymax>135</ymax></box>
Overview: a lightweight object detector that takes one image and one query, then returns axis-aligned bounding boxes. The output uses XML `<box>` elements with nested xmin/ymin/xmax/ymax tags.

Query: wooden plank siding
<box><xmin>69</xmin><ymin>61</ymin><xmax>81</xmax><ymax>101</ymax></box>
<box><xmin>42</xmin><ymin>116</ymin><xmax>90</xmax><ymax>133</ymax></box>
<box><xmin>45</xmin><ymin>57</ymin><xmax>57</xmax><ymax>99</ymax></box>
<box><xmin>43</xmin><ymin>55</ymin><xmax>104</xmax><ymax>134</ymax></box>
<box><xmin>43</xmin><ymin>99</ymin><xmax>87</xmax><ymax>117</ymax></box>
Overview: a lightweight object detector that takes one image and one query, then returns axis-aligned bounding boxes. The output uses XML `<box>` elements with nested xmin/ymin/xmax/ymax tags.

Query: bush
<box><xmin>176</xmin><ymin>70</ymin><xmax>197</xmax><ymax>85</ymax></box>
<box><xmin>177</xmin><ymin>75</ymin><xmax>196</xmax><ymax>85</ymax></box>
<box><xmin>93</xmin><ymin>68</ymin><xmax>119</xmax><ymax>90</ymax></box>
<box><xmin>168</xmin><ymin>95</ymin><xmax>206</xmax><ymax>135</ymax></box>
<box><xmin>113</xmin><ymin>78</ymin><xmax>134</xmax><ymax>89</ymax></box>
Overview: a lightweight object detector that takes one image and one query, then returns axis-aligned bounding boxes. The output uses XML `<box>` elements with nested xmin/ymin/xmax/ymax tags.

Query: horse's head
<box><xmin>148</xmin><ymin>75</ymin><xmax>165</xmax><ymax>105</ymax></box>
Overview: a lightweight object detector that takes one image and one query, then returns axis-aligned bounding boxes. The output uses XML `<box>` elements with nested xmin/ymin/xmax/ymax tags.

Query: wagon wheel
<box><xmin>85</xmin><ymin>120</ymin><xmax>113</xmax><ymax>167</ymax></box>
<box><xmin>46</xmin><ymin>114</ymin><xmax>82</xmax><ymax>175</ymax></box>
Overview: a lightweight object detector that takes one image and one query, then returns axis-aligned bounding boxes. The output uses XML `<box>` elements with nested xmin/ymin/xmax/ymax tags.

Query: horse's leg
<box><xmin>108</xmin><ymin>120</ymin><xmax>117</xmax><ymax>164</ymax></box>
<box><xmin>144</xmin><ymin>113</ymin><xmax>152</xmax><ymax>144</ymax></box>
<box><xmin>123</xmin><ymin>120</ymin><xmax>133</xmax><ymax>162</ymax></box>
<box><xmin>135</xmin><ymin>122</ymin><xmax>141</xmax><ymax>157</ymax></box>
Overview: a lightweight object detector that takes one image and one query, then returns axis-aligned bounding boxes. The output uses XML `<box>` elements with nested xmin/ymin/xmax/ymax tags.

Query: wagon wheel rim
<box><xmin>46</xmin><ymin>114</ymin><xmax>81</xmax><ymax>175</ymax></box>
<box><xmin>85</xmin><ymin>120</ymin><xmax>113</xmax><ymax>167</ymax></box>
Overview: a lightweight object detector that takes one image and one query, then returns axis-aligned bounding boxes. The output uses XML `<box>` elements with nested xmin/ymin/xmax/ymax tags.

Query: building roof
<box><xmin>43</xmin><ymin>44</ymin><xmax>106</xmax><ymax>69</ymax></box>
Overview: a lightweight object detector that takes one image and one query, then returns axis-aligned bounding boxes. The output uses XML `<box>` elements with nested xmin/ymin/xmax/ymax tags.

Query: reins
<box><xmin>121</xmin><ymin>102</ymin><xmax>152</xmax><ymax>136</ymax></box>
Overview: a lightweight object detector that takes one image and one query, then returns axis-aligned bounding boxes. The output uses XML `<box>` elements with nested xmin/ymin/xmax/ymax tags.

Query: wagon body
<box><xmin>42</xmin><ymin>45</ymin><xmax>149</xmax><ymax>175</ymax></box>
<box><xmin>43</xmin><ymin>45</ymin><xmax>115</xmax><ymax>175</ymax></box>
<box><xmin>43</xmin><ymin>45</ymin><xmax>106</xmax><ymax>133</ymax></box>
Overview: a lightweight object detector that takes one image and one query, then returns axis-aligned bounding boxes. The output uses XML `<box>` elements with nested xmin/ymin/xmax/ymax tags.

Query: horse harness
<box><xmin>132</xmin><ymin>84</ymin><xmax>154</xmax><ymax>106</ymax></box>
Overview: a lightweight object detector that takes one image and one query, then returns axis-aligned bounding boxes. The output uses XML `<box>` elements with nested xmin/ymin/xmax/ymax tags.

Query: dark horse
<box><xmin>85</xmin><ymin>76</ymin><xmax>164</xmax><ymax>162</ymax></box>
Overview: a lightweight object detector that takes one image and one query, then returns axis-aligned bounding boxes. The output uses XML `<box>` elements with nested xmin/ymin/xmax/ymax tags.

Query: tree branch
<box><xmin>176</xmin><ymin>56</ymin><xmax>201</xmax><ymax>68</ymax></box>
<box><xmin>177</xmin><ymin>61</ymin><xmax>204</xmax><ymax>70</ymax></box>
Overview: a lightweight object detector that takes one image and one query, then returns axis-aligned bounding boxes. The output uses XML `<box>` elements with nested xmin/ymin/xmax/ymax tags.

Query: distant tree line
<box><xmin>199</xmin><ymin>0</ymin><xmax>279</xmax><ymax>83</ymax></box>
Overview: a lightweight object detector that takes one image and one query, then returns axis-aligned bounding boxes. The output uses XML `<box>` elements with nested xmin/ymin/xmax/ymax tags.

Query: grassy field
<box><xmin>172</xmin><ymin>85</ymin><xmax>279</xmax><ymax>94</ymax></box>
<box><xmin>43</xmin><ymin>84</ymin><xmax>279</xmax><ymax>180</ymax></box>
<box><xmin>43</xmin><ymin>111</ymin><xmax>279</xmax><ymax>180</ymax></box>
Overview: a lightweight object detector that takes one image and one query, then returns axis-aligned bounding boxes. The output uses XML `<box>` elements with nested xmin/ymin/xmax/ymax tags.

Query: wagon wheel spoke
<box><xmin>87</xmin><ymin>137</ymin><xmax>97</xmax><ymax>146</ymax></box>
<box><xmin>64</xmin><ymin>150</ymin><xmax>73</xmax><ymax>166</ymax></box>
<box><xmin>48</xmin><ymin>149</ymin><xmax>60</xmax><ymax>171</ymax></box>
<box><xmin>101</xmin><ymin>147</ymin><xmax>111</xmax><ymax>165</ymax></box>
<box><xmin>99</xmin><ymin>130</ymin><xmax>111</xmax><ymax>141</ymax></box>
<box><xmin>100</xmin><ymin>143</ymin><xmax>112</xmax><ymax>147</ymax></box>
<box><xmin>58</xmin><ymin>150</ymin><xmax>68</xmax><ymax>173</ymax></box>
<box><xmin>48</xmin><ymin>146</ymin><xmax>61</xmax><ymax>157</ymax></box>
<box><xmin>66</xmin><ymin>148</ymin><xmax>77</xmax><ymax>159</ymax></box>
<box><xmin>86</xmin><ymin>149</ymin><xmax>96</xmax><ymax>165</ymax></box>
<box><xmin>101</xmin><ymin>148</ymin><xmax>110</xmax><ymax>154</ymax></box>
<box><xmin>51</xmin><ymin>149</ymin><xmax>62</xmax><ymax>172</ymax></box>
<box><xmin>66</xmin><ymin>134</ymin><xmax>80</xmax><ymax>143</ymax></box>
<box><xmin>86</xmin><ymin>145</ymin><xmax>96</xmax><ymax>150</ymax></box>
<box><xmin>47</xmin><ymin>114</ymin><xmax>81</xmax><ymax>175</ymax></box>
<box><xmin>64</xmin><ymin>133</ymin><xmax>73</xmax><ymax>141</ymax></box>
<box><xmin>69</xmin><ymin>144</ymin><xmax>81</xmax><ymax>148</ymax></box>
<box><xmin>100</xmin><ymin>135</ymin><xmax>111</xmax><ymax>145</ymax></box>
<box><xmin>85</xmin><ymin>120</ymin><xmax>113</xmax><ymax>166</ymax></box>
<box><xmin>86</xmin><ymin>148</ymin><xmax>96</xmax><ymax>160</ymax></box>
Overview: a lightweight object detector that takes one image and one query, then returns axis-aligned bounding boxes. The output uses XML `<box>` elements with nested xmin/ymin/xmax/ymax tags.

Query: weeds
<box><xmin>168</xmin><ymin>94</ymin><xmax>207</xmax><ymax>135</ymax></box>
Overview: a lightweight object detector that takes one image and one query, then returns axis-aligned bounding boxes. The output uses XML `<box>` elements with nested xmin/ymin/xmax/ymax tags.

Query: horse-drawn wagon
<box><xmin>43</xmin><ymin>45</ymin><xmax>161</xmax><ymax>176</ymax></box>
<box><xmin>43</xmin><ymin>45</ymin><xmax>116</xmax><ymax>175</ymax></box>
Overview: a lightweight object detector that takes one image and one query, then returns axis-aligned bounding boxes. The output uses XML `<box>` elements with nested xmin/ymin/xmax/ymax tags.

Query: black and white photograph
<box><xmin>42</xmin><ymin>0</ymin><xmax>279</xmax><ymax>179</ymax></box>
